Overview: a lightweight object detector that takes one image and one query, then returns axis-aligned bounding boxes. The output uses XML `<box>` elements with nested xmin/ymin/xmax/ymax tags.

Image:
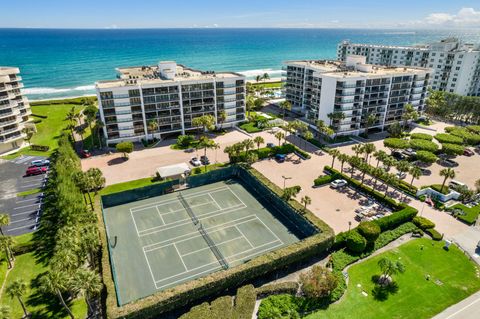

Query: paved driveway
<box><xmin>0</xmin><ymin>155</ymin><xmax>47</xmax><ymax>235</ymax></box>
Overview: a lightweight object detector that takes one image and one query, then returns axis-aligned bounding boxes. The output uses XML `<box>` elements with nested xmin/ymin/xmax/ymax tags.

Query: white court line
<box><xmin>130</xmin><ymin>186</ymin><xmax>229</xmax><ymax>211</ymax></box>
<box><xmin>143</xmin><ymin>214</ymin><xmax>257</xmax><ymax>251</ymax></box>
<box><xmin>14</xmin><ymin>203</ymin><xmax>40</xmax><ymax>210</ymax></box>
<box><xmin>208</xmin><ymin>193</ymin><xmax>222</xmax><ymax>210</ymax></box>
<box><xmin>160</xmin><ymin>201</ymin><xmax>212</xmax><ymax>217</ymax></box>
<box><xmin>155</xmin><ymin>264</ymin><xmax>223</xmax><ymax>290</ymax></box>
<box><xmin>155</xmin><ymin>206</ymin><xmax>165</xmax><ymax>225</ymax></box>
<box><xmin>227</xmin><ymin>242</ymin><xmax>284</xmax><ymax>265</ymax></box>
<box><xmin>173</xmin><ymin>243</ymin><xmax>189</xmax><ymax>272</ymax></box>
<box><xmin>143</xmin><ymin>249</ymin><xmax>158</xmax><ymax>290</ymax></box>
<box><xmin>235</xmin><ymin>225</ymin><xmax>254</xmax><ymax>248</ymax></box>
<box><xmin>257</xmin><ymin>217</ymin><xmax>283</xmax><ymax>244</ymax></box>
<box><xmin>138</xmin><ymin>203</ymin><xmax>246</xmax><ymax>238</ymax></box>
<box><xmin>16</xmin><ymin>197</ymin><xmax>42</xmax><ymax>204</ymax></box>
<box><xmin>7</xmin><ymin>223</ymin><xmax>37</xmax><ymax>232</ymax></box>
<box><xmin>130</xmin><ymin>209</ymin><xmax>141</xmax><ymax>235</ymax></box>
<box><xmin>225</xmin><ymin>185</ymin><xmax>247</xmax><ymax>208</ymax></box>
<box><xmin>180</xmin><ymin>236</ymin><xmax>245</xmax><ymax>257</ymax></box>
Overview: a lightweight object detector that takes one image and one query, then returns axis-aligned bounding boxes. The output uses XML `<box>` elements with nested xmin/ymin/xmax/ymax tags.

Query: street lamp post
<box><xmin>348</xmin><ymin>221</ymin><xmax>352</xmax><ymax>232</ymax></box>
<box><xmin>282</xmin><ymin>175</ymin><xmax>292</xmax><ymax>190</ymax></box>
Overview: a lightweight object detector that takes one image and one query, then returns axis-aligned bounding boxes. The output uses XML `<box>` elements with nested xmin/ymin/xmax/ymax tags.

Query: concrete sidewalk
<box><xmin>432</xmin><ymin>291</ymin><xmax>480</xmax><ymax>319</ymax></box>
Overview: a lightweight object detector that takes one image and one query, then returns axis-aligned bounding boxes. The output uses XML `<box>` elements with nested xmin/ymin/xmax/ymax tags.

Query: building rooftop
<box><xmin>96</xmin><ymin>62</ymin><xmax>244</xmax><ymax>89</ymax></box>
<box><xmin>285</xmin><ymin>56</ymin><xmax>429</xmax><ymax>79</ymax></box>
<box><xmin>0</xmin><ymin>67</ymin><xmax>19</xmax><ymax>76</ymax></box>
<box><xmin>340</xmin><ymin>37</ymin><xmax>479</xmax><ymax>52</ymax></box>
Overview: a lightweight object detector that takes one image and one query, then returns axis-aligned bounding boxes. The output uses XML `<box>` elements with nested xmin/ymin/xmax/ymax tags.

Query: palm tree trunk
<box><xmin>441</xmin><ymin>176</ymin><xmax>448</xmax><ymax>191</ymax></box>
<box><xmin>85</xmin><ymin>293</ymin><xmax>93</xmax><ymax>315</ymax></box>
<box><xmin>87</xmin><ymin>192</ymin><xmax>94</xmax><ymax>211</ymax></box>
<box><xmin>17</xmin><ymin>297</ymin><xmax>28</xmax><ymax>317</ymax></box>
<box><xmin>410</xmin><ymin>176</ymin><xmax>415</xmax><ymax>187</ymax></box>
<box><xmin>4</xmin><ymin>248</ymin><xmax>12</xmax><ymax>268</ymax></box>
<box><xmin>0</xmin><ymin>227</ymin><xmax>4</xmax><ymax>236</ymax></box>
<box><xmin>340</xmin><ymin>162</ymin><xmax>344</xmax><ymax>172</ymax></box>
<box><xmin>97</xmin><ymin>128</ymin><xmax>102</xmax><ymax>148</ymax></box>
<box><xmin>384</xmin><ymin>184</ymin><xmax>390</xmax><ymax>198</ymax></box>
<box><xmin>57</xmin><ymin>290</ymin><xmax>75</xmax><ymax>319</ymax></box>
<box><xmin>331</xmin><ymin>157</ymin><xmax>335</xmax><ymax>167</ymax></box>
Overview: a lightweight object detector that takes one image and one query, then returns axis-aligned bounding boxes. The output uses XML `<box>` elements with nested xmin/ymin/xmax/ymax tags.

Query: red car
<box><xmin>25</xmin><ymin>166</ymin><xmax>47</xmax><ymax>176</ymax></box>
<box><xmin>80</xmin><ymin>149</ymin><xmax>92</xmax><ymax>158</ymax></box>
<box><xmin>464</xmin><ymin>148</ymin><xmax>474</xmax><ymax>156</ymax></box>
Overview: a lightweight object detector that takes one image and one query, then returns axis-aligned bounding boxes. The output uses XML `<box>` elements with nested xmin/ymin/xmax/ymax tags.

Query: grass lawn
<box><xmin>240</xmin><ymin>122</ymin><xmax>262</xmax><ymax>133</ymax></box>
<box><xmin>0</xmin><ymin>252</ymin><xmax>87</xmax><ymax>319</ymax></box>
<box><xmin>306</xmin><ymin>238</ymin><xmax>480</xmax><ymax>319</ymax></box>
<box><xmin>2</xmin><ymin>101</ymin><xmax>93</xmax><ymax>160</ymax></box>
<box><xmin>251</xmin><ymin>81</ymin><xmax>282</xmax><ymax>89</ymax></box>
<box><xmin>449</xmin><ymin>203</ymin><xmax>480</xmax><ymax>225</ymax></box>
<box><xmin>17</xmin><ymin>188</ymin><xmax>42</xmax><ymax>197</ymax></box>
<box><xmin>430</xmin><ymin>184</ymin><xmax>450</xmax><ymax>195</ymax></box>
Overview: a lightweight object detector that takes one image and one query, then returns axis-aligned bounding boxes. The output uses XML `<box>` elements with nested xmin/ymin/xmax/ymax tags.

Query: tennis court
<box><xmin>102</xmin><ymin>180</ymin><xmax>301</xmax><ymax>305</ymax></box>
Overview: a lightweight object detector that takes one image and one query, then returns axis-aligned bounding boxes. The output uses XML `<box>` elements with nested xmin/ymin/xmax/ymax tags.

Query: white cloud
<box><xmin>417</xmin><ymin>7</ymin><xmax>480</xmax><ymax>28</ymax></box>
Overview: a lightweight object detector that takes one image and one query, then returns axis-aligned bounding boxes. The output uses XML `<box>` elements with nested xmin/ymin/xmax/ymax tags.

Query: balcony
<box><xmin>0</xmin><ymin>132</ymin><xmax>24</xmax><ymax>143</ymax></box>
<box><xmin>0</xmin><ymin>92</ymin><xmax>16</xmax><ymax>101</ymax></box>
<box><xmin>0</xmin><ymin>126</ymin><xmax>21</xmax><ymax>136</ymax></box>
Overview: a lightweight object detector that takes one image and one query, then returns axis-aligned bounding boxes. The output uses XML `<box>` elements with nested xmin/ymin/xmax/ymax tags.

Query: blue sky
<box><xmin>2</xmin><ymin>0</ymin><xmax>480</xmax><ymax>28</ymax></box>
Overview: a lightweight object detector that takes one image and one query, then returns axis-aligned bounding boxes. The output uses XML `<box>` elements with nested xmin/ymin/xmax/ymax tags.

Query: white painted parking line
<box><xmin>6</xmin><ymin>224</ymin><xmax>37</xmax><ymax>232</ymax></box>
<box><xmin>21</xmin><ymin>178</ymin><xmax>44</xmax><ymax>184</ymax></box>
<box><xmin>16</xmin><ymin>197</ymin><xmax>42</xmax><ymax>204</ymax></box>
<box><xmin>11</xmin><ymin>211</ymin><xmax>37</xmax><ymax>217</ymax></box>
<box><xmin>10</xmin><ymin>217</ymin><xmax>33</xmax><ymax>224</ymax></box>
<box><xmin>20</xmin><ymin>183</ymin><xmax>42</xmax><ymax>189</ymax></box>
<box><xmin>16</xmin><ymin>156</ymin><xmax>34</xmax><ymax>164</ymax></box>
<box><xmin>14</xmin><ymin>203</ymin><xmax>41</xmax><ymax>210</ymax></box>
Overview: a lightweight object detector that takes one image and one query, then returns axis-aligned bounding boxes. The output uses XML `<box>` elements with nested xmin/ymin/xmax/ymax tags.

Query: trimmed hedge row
<box><xmin>99</xmin><ymin>166</ymin><xmax>334</xmax><ymax>318</ymax></box>
<box><xmin>256</xmin><ymin>282</ymin><xmax>299</xmax><ymax>298</ymax></box>
<box><xmin>314</xmin><ymin>174</ymin><xmax>336</xmax><ymax>187</ymax></box>
<box><xmin>435</xmin><ymin>133</ymin><xmax>463</xmax><ymax>145</ymax></box>
<box><xmin>30</xmin><ymin>144</ymin><xmax>50</xmax><ymax>151</ymax></box>
<box><xmin>409</xmin><ymin>139</ymin><xmax>439</xmax><ymax>152</ymax></box>
<box><xmin>410</xmin><ymin>133</ymin><xmax>433</xmax><ymax>141</ymax></box>
<box><xmin>234</xmin><ymin>285</ymin><xmax>257</xmax><ymax>319</ymax></box>
<box><xmin>425</xmin><ymin>228</ymin><xmax>443</xmax><ymax>241</ymax></box>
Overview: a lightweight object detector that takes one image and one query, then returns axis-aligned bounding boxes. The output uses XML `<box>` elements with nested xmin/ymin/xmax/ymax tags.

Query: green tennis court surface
<box><xmin>102</xmin><ymin>180</ymin><xmax>300</xmax><ymax>305</ymax></box>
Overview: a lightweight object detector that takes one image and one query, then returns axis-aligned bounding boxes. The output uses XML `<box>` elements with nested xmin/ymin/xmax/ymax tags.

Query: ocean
<box><xmin>1</xmin><ymin>28</ymin><xmax>479</xmax><ymax>100</ymax></box>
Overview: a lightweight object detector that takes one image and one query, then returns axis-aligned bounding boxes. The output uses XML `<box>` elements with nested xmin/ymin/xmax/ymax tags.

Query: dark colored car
<box><xmin>200</xmin><ymin>155</ymin><xmax>210</xmax><ymax>165</ymax></box>
<box><xmin>25</xmin><ymin>166</ymin><xmax>47</xmax><ymax>176</ymax></box>
<box><xmin>80</xmin><ymin>149</ymin><xmax>92</xmax><ymax>158</ymax></box>
<box><xmin>464</xmin><ymin>148</ymin><xmax>474</xmax><ymax>156</ymax></box>
<box><xmin>392</xmin><ymin>151</ymin><xmax>406</xmax><ymax>160</ymax></box>
<box><xmin>275</xmin><ymin>154</ymin><xmax>286</xmax><ymax>163</ymax></box>
<box><xmin>266</xmin><ymin>143</ymin><xmax>275</xmax><ymax>148</ymax></box>
<box><xmin>438</xmin><ymin>158</ymin><xmax>458</xmax><ymax>167</ymax></box>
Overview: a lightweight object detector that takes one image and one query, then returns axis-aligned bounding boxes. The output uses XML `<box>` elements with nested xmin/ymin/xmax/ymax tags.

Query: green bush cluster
<box><xmin>374</xmin><ymin>206</ymin><xmax>418</xmax><ymax>231</ymax></box>
<box><xmin>314</xmin><ymin>175</ymin><xmax>335</xmax><ymax>187</ymax></box>
<box><xmin>425</xmin><ymin>228</ymin><xmax>443</xmax><ymax>241</ymax></box>
<box><xmin>409</xmin><ymin>139</ymin><xmax>439</xmax><ymax>152</ymax></box>
<box><xmin>448</xmin><ymin>203</ymin><xmax>480</xmax><ymax>225</ymax></box>
<box><xmin>413</xmin><ymin>216</ymin><xmax>435</xmax><ymax>230</ymax></box>
<box><xmin>441</xmin><ymin>143</ymin><xmax>465</xmax><ymax>155</ymax></box>
<box><xmin>435</xmin><ymin>133</ymin><xmax>464</xmax><ymax>145</ymax></box>
<box><xmin>30</xmin><ymin>144</ymin><xmax>50</xmax><ymax>151</ymax></box>
<box><xmin>415</xmin><ymin>150</ymin><xmax>438</xmax><ymax>163</ymax></box>
<box><xmin>256</xmin><ymin>282</ymin><xmax>299</xmax><ymax>298</ymax></box>
<box><xmin>467</xmin><ymin>125</ymin><xmax>480</xmax><ymax>134</ymax></box>
<box><xmin>345</xmin><ymin>230</ymin><xmax>367</xmax><ymax>253</ymax></box>
<box><xmin>234</xmin><ymin>285</ymin><xmax>257</xmax><ymax>319</ymax></box>
<box><xmin>410</xmin><ymin>133</ymin><xmax>433</xmax><ymax>141</ymax></box>
<box><xmin>384</xmin><ymin>138</ymin><xmax>409</xmax><ymax>150</ymax></box>
<box><xmin>445</xmin><ymin>127</ymin><xmax>480</xmax><ymax>145</ymax></box>
<box><xmin>357</xmin><ymin>221</ymin><xmax>381</xmax><ymax>242</ymax></box>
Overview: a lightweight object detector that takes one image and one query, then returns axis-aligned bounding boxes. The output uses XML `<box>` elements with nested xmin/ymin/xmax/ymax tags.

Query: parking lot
<box><xmin>0</xmin><ymin>155</ymin><xmax>48</xmax><ymax>236</ymax></box>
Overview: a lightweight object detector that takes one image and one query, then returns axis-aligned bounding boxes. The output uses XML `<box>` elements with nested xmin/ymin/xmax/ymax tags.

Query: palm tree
<box><xmin>242</xmin><ymin>139</ymin><xmax>255</xmax><ymax>156</ymax></box>
<box><xmin>377</xmin><ymin>257</ymin><xmax>405</xmax><ymax>286</ymax></box>
<box><xmin>73</xmin><ymin>269</ymin><xmax>102</xmax><ymax>315</ymax></box>
<box><xmin>262</xmin><ymin>73</ymin><xmax>270</xmax><ymax>83</ymax></box>
<box><xmin>409</xmin><ymin>166</ymin><xmax>422</xmax><ymax>187</ymax></box>
<box><xmin>348</xmin><ymin>156</ymin><xmax>362</xmax><ymax>178</ymax></box>
<box><xmin>0</xmin><ymin>305</ymin><xmax>10</xmax><ymax>319</ymax></box>
<box><xmin>147</xmin><ymin>119</ymin><xmax>159</xmax><ymax>141</ymax></box>
<box><xmin>75</xmin><ymin>125</ymin><xmax>86</xmax><ymax>146</ymax></box>
<box><xmin>95</xmin><ymin>119</ymin><xmax>104</xmax><ymax>148</ymax></box>
<box><xmin>396</xmin><ymin>160</ymin><xmax>411</xmax><ymax>180</ymax></box>
<box><xmin>274</xmin><ymin>131</ymin><xmax>285</xmax><ymax>146</ymax></box>
<box><xmin>255</xmin><ymin>75</ymin><xmax>262</xmax><ymax>83</ymax></box>
<box><xmin>253</xmin><ymin>136</ymin><xmax>264</xmax><ymax>150</ymax></box>
<box><xmin>303</xmin><ymin>130</ymin><xmax>314</xmax><ymax>150</ymax></box>
<box><xmin>301</xmin><ymin>196</ymin><xmax>311</xmax><ymax>210</ymax></box>
<box><xmin>328</xmin><ymin>149</ymin><xmax>340</xmax><ymax>168</ymax></box>
<box><xmin>364</xmin><ymin>113</ymin><xmax>377</xmax><ymax>138</ymax></box>
<box><xmin>371</xmin><ymin>167</ymin><xmax>385</xmax><ymax>190</ymax></box>
<box><xmin>315</xmin><ymin>119</ymin><xmax>326</xmax><ymax>138</ymax></box>
<box><xmin>0</xmin><ymin>214</ymin><xmax>10</xmax><ymax>236</ymax></box>
<box><xmin>383</xmin><ymin>156</ymin><xmax>397</xmax><ymax>172</ymax></box>
<box><xmin>217</xmin><ymin>110</ymin><xmax>227</xmax><ymax>129</ymax></box>
<box><xmin>197</xmin><ymin>136</ymin><xmax>216</xmax><ymax>172</ymax></box>
<box><xmin>0</xmin><ymin>236</ymin><xmax>15</xmax><ymax>269</ymax></box>
<box><xmin>382</xmin><ymin>173</ymin><xmax>396</xmax><ymax>198</ymax></box>
<box><xmin>39</xmin><ymin>271</ymin><xmax>75</xmax><ymax>319</ymax></box>
<box><xmin>6</xmin><ymin>279</ymin><xmax>29</xmax><ymax>318</ymax></box>
<box><xmin>279</xmin><ymin>101</ymin><xmax>292</xmax><ymax>119</ymax></box>
<box><xmin>373</xmin><ymin>150</ymin><xmax>387</xmax><ymax>168</ymax></box>
<box><xmin>402</xmin><ymin>103</ymin><xmax>419</xmax><ymax>130</ymax></box>
<box><xmin>362</xmin><ymin>143</ymin><xmax>376</xmax><ymax>163</ymax></box>
<box><xmin>327</xmin><ymin>112</ymin><xmax>335</xmax><ymax>127</ymax></box>
<box><xmin>338</xmin><ymin>153</ymin><xmax>349</xmax><ymax>173</ymax></box>
<box><xmin>439</xmin><ymin>168</ymin><xmax>456</xmax><ymax>193</ymax></box>
<box><xmin>351</xmin><ymin>144</ymin><xmax>364</xmax><ymax>158</ymax></box>
<box><xmin>246</xmin><ymin>95</ymin><xmax>255</xmax><ymax>117</ymax></box>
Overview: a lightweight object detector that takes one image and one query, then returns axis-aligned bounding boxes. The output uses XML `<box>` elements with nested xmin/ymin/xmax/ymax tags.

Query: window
<box><xmin>457</xmin><ymin>61</ymin><xmax>462</xmax><ymax>65</ymax></box>
<box><xmin>452</xmin><ymin>78</ymin><xmax>457</xmax><ymax>82</ymax></box>
<box><xmin>432</xmin><ymin>53</ymin><xmax>436</xmax><ymax>56</ymax></box>
<box><xmin>429</xmin><ymin>64</ymin><xmax>433</xmax><ymax>68</ymax></box>
<box><xmin>456</xmin><ymin>67</ymin><xmax>461</xmax><ymax>71</ymax></box>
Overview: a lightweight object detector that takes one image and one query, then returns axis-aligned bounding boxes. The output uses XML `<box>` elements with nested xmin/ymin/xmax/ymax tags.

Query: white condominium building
<box><xmin>96</xmin><ymin>61</ymin><xmax>246</xmax><ymax>144</ymax></box>
<box><xmin>337</xmin><ymin>38</ymin><xmax>480</xmax><ymax>96</ymax></box>
<box><xmin>284</xmin><ymin>56</ymin><xmax>431</xmax><ymax>135</ymax></box>
<box><xmin>0</xmin><ymin>67</ymin><xmax>33</xmax><ymax>154</ymax></box>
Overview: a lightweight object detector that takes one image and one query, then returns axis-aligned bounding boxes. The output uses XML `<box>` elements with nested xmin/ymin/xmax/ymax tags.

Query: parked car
<box><xmin>419</xmin><ymin>168</ymin><xmax>431</xmax><ymax>176</ymax></box>
<box><xmin>464</xmin><ymin>148</ymin><xmax>474</xmax><ymax>156</ymax></box>
<box><xmin>30</xmin><ymin>159</ymin><xmax>50</xmax><ymax>167</ymax></box>
<box><xmin>379</xmin><ymin>165</ymin><xmax>390</xmax><ymax>172</ymax></box>
<box><xmin>275</xmin><ymin>154</ymin><xmax>286</xmax><ymax>163</ymax></box>
<box><xmin>392</xmin><ymin>151</ymin><xmax>406</xmax><ymax>160</ymax></box>
<box><xmin>330</xmin><ymin>179</ymin><xmax>348</xmax><ymax>189</ymax></box>
<box><xmin>190</xmin><ymin>157</ymin><xmax>201</xmax><ymax>167</ymax></box>
<box><xmin>266</xmin><ymin>142</ymin><xmax>275</xmax><ymax>148</ymax></box>
<box><xmin>185</xmin><ymin>148</ymin><xmax>195</xmax><ymax>153</ymax></box>
<box><xmin>438</xmin><ymin>158</ymin><xmax>458</xmax><ymax>167</ymax></box>
<box><xmin>402</xmin><ymin>148</ymin><xmax>416</xmax><ymax>157</ymax></box>
<box><xmin>200</xmin><ymin>155</ymin><xmax>210</xmax><ymax>165</ymax></box>
<box><xmin>449</xmin><ymin>180</ymin><xmax>466</xmax><ymax>189</ymax></box>
<box><xmin>79</xmin><ymin>149</ymin><xmax>92</xmax><ymax>158</ymax></box>
<box><xmin>25</xmin><ymin>166</ymin><xmax>47</xmax><ymax>176</ymax></box>
<box><xmin>396</xmin><ymin>172</ymin><xmax>407</xmax><ymax>179</ymax></box>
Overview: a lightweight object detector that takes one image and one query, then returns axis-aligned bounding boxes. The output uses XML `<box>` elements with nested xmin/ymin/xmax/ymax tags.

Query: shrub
<box><xmin>177</xmin><ymin>134</ymin><xmax>195</xmax><ymax>147</ymax></box>
<box><xmin>410</xmin><ymin>133</ymin><xmax>433</xmax><ymax>141</ymax></box>
<box><xmin>415</xmin><ymin>150</ymin><xmax>437</xmax><ymax>163</ymax></box>
<box><xmin>425</xmin><ymin>228</ymin><xmax>442</xmax><ymax>241</ymax></box>
<box><xmin>234</xmin><ymin>285</ymin><xmax>257</xmax><ymax>319</ymax></box>
<box><xmin>374</xmin><ymin>206</ymin><xmax>418</xmax><ymax>231</ymax></box>
<box><xmin>384</xmin><ymin>138</ymin><xmax>409</xmax><ymax>150</ymax></box>
<box><xmin>409</xmin><ymin>139</ymin><xmax>439</xmax><ymax>152</ymax></box>
<box><xmin>256</xmin><ymin>282</ymin><xmax>299</xmax><ymax>298</ymax></box>
<box><xmin>441</xmin><ymin>143</ymin><xmax>465</xmax><ymax>156</ymax></box>
<box><xmin>299</xmin><ymin>265</ymin><xmax>338</xmax><ymax>299</ymax></box>
<box><xmin>467</xmin><ymin>125</ymin><xmax>480</xmax><ymax>134</ymax></box>
<box><xmin>30</xmin><ymin>144</ymin><xmax>50</xmax><ymax>152</ymax></box>
<box><xmin>257</xmin><ymin>294</ymin><xmax>300</xmax><ymax>319</ymax></box>
<box><xmin>357</xmin><ymin>221</ymin><xmax>381</xmax><ymax>242</ymax></box>
<box><xmin>210</xmin><ymin>296</ymin><xmax>234</xmax><ymax>319</ymax></box>
<box><xmin>314</xmin><ymin>175</ymin><xmax>334</xmax><ymax>187</ymax></box>
<box><xmin>435</xmin><ymin>133</ymin><xmax>463</xmax><ymax>145</ymax></box>
<box><xmin>413</xmin><ymin>216</ymin><xmax>435</xmax><ymax>230</ymax></box>
<box><xmin>447</xmin><ymin>127</ymin><xmax>480</xmax><ymax>145</ymax></box>
<box><xmin>116</xmin><ymin>141</ymin><xmax>134</xmax><ymax>158</ymax></box>
<box><xmin>345</xmin><ymin>230</ymin><xmax>367</xmax><ymax>253</ymax></box>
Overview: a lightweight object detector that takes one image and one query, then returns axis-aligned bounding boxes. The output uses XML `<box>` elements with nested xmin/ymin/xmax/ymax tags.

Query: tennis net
<box><xmin>178</xmin><ymin>192</ymin><xmax>199</xmax><ymax>225</ymax></box>
<box><xmin>198</xmin><ymin>223</ymin><xmax>229</xmax><ymax>270</ymax></box>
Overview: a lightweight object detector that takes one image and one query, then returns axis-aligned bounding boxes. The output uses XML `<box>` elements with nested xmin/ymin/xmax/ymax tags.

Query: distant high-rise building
<box><xmin>96</xmin><ymin>61</ymin><xmax>246</xmax><ymax>145</ymax></box>
<box><xmin>0</xmin><ymin>67</ymin><xmax>33</xmax><ymax>154</ymax></box>
<box><xmin>337</xmin><ymin>38</ymin><xmax>480</xmax><ymax>96</ymax></box>
<box><xmin>284</xmin><ymin>56</ymin><xmax>431</xmax><ymax>136</ymax></box>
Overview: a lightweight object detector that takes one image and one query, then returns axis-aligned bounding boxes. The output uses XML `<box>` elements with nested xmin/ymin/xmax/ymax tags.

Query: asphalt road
<box><xmin>0</xmin><ymin>155</ymin><xmax>48</xmax><ymax>236</ymax></box>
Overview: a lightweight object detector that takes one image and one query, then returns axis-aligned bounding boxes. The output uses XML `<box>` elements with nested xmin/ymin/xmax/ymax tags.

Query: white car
<box><xmin>190</xmin><ymin>157</ymin><xmax>201</xmax><ymax>167</ymax></box>
<box><xmin>330</xmin><ymin>179</ymin><xmax>348</xmax><ymax>189</ymax></box>
<box><xmin>30</xmin><ymin>159</ymin><xmax>50</xmax><ymax>167</ymax></box>
<box><xmin>396</xmin><ymin>172</ymin><xmax>407</xmax><ymax>179</ymax></box>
